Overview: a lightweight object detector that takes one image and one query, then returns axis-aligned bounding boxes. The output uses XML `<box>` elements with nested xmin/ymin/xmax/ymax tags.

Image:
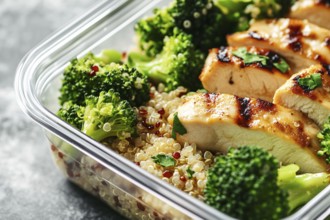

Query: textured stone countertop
<box><xmin>0</xmin><ymin>0</ymin><xmax>124</xmax><ymax>219</ymax></box>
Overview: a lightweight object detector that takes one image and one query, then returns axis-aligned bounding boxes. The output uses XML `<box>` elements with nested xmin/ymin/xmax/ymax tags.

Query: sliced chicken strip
<box><xmin>290</xmin><ymin>0</ymin><xmax>330</xmax><ymax>30</ymax></box>
<box><xmin>169</xmin><ymin>93</ymin><xmax>329</xmax><ymax>173</ymax></box>
<box><xmin>274</xmin><ymin>64</ymin><xmax>330</xmax><ymax>127</ymax></box>
<box><xmin>200</xmin><ymin>46</ymin><xmax>292</xmax><ymax>102</ymax></box>
<box><xmin>227</xmin><ymin>19</ymin><xmax>330</xmax><ymax>74</ymax></box>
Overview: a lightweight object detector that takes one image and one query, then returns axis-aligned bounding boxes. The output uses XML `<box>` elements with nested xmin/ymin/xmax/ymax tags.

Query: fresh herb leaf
<box><xmin>273</xmin><ymin>58</ymin><xmax>290</xmax><ymax>73</ymax></box>
<box><xmin>172</xmin><ymin>112</ymin><xmax>187</xmax><ymax>139</ymax></box>
<box><xmin>232</xmin><ymin>47</ymin><xmax>268</xmax><ymax>66</ymax></box>
<box><xmin>152</xmin><ymin>154</ymin><xmax>176</xmax><ymax>167</ymax></box>
<box><xmin>317</xmin><ymin>116</ymin><xmax>330</xmax><ymax>163</ymax></box>
<box><xmin>233</xmin><ymin>47</ymin><xmax>290</xmax><ymax>73</ymax></box>
<box><xmin>187</xmin><ymin>167</ymin><xmax>195</xmax><ymax>179</ymax></box>
<box><xmin>298</xmin><ymin>73</ymin><xmax>322</xmax><ymax>90</ymax></box>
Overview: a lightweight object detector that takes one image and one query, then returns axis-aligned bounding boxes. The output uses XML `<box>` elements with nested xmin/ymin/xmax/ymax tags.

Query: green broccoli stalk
<box><xmin>135</xmin><ymin>0</ymin><xmax>225</xmax><ymax>56</ymax></box>
<box><xmin>204</xmin><ymin>147</ymin><xmax>329</xmax><ymax>220</ymax></box>
<box><xmin>81</xmin><ymin>90</ymin><xmax>137</xmax><ymax>141</ymax></box>
<box><xmin>59</xmin><ymin>53</ymin><xmax>150</xmax><ymax>107</ymax></box>
<box><xmin>128</xmin><ymin>29</ymin><xmax>205</xmax><ymax>92</ymax></box>
<box><xmin>214</xmin><ymin>0</ymin><xmax>294</xmax><ymax>32</ymax></box>
<box><xmin>278</xmin><ymin>164</ymin><xmax>329</xmax><ymax>213</ymax></box>
<box><xmin>94</xmin><ymin>49</ymin><xmax>122</xmax><ymax>64</ymax></box>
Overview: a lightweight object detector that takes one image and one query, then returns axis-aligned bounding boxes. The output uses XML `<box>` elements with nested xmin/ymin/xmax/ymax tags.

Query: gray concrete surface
<box><xmin>0</xmin><ymin>0</ymin><xmax>125</xmax><ymax>219</ymax></box>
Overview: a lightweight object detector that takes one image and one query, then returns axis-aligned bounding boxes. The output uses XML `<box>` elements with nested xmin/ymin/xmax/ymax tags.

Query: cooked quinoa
<box><xmin>50</xmin><ymin>85</ymin><xmax>216</xmax><ymax>219</ymax></box>
<box><xmin>107</xmin><ymin>86</ymin><xmax>215</xmax><ymax>199</ymax></box>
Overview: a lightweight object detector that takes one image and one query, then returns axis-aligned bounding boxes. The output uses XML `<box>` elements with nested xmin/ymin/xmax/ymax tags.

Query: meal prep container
<box><xmin>15</xmin><ymin>0</ymin><xmax>330</xmax><ymax>219</ymax></box>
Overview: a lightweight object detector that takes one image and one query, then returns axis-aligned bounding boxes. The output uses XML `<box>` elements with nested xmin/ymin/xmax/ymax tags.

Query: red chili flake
<box><xmin>58</xmin><ymin>151</ymin><xmax>64</xmax><ymax>159</ymax></box>
<box><xmin>92</xmin><ymin>186</ymin><xmax>99</xmax><ymax>193</ymax></box>
<box><xmin>101</xmin><ymin>180</ymin><xmax>108</xmax><ymax>186</ymax></box>
<box><xmin>180</xmin><ymin>176</ymin><xmax>187</xmax><ymax>182</ymax></box>
<box><xmin>162</xmin><ymin>170</ymin><xmax>173</xmax><ymax>178</ymax></box>
<box><xmin>135</xmin><ymin>162</ymin><xmax>140</xmax><ymax>166</ymax></box>
<box><xmin>141</xmin><ymin>119</ymin><xmax>154</xmax><ymax>130</ymax></box>
<box><xmin>139</xmin><ymin>108</ymin><xmax>148</xmax><ymax>116</ymax></box>
<box><xmin>137</xmin><ymin>201</ymin><xmax>146</xmax><ymax>211</ymax></box>
<box><xmin>66</xmin><ymin>168</ymin><xmax>74</xmax><ymax>178</ymax></box>
<box><xmin>153</xmin><ymin>211</ymin><xmax>162</xmax><ymax>220</ymax></box>
<box><xmin>147</xmin><ymin>124</ymin><xmax>154</xmax><ymax>130</ymax></box>
<box><xmin>122</xmin><ymin>51</ymin><xmax>127</xmax><ymax>59</ymax></box>
<box><xmin>157</xmin><ymin>108</ymin><xmax>165</xmax><ymax>115</ymax></box>
<box><xmin>153</xmin><ymin>211</ymin><xmax>159</xmax><ymax>217</ymax></box>
<box><xmin>91</xmin><ymin>65</ymin><xmax>99</xmax><ymax>72</ymax></box>
<box><xmin>89</xmin><ymin>72</ymin><xmax>96</xmax><ymax>77</ymax></box>
<box><xmin>51</xmin><ymin>145</ymin><xmax>57</xmax><ymax>151</ymax></box>
<box><xmin>172</xmin><ymin>152</ymin><xmax>181</xmax><ymax>159</ymax></box>
<box><xmin>89</xmin><ymin>65</ymin><xmax>99</xmax><ymax>77</ymax></box>
<box><xmin>155</xmin><ymin>131</ymin><xmax>161</xmax><ymax>136</ymax></box>
<box><xmin>92</xmin><ymin>163</ymin><xmax>104</xmax><ymax>171</ymax></box>
<box><xmin>114</xmin><ymin>196</ymin><xmax>122</xmax><ymax>208</ymax></box>
<box><xmin>150</xmin><ymin>93</ymin><xmax>155</xmax><ymax>99</ymax></box>
<box><xmin>141</xmin><ymin>118</ymin><xmax>147</xmax><ymax>126</ymax></box>
<box><xmin>155</xmin><ymin>122</ymin><xmax>161</xmax><ymax>128</ymax></box>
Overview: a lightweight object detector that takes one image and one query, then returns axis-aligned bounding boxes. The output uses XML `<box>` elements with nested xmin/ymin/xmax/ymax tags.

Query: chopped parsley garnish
<box><xmin>232</xmin><ymin>47</ymin><xmax>268</xmax><ymax>65</ymax></box>
<box><xmin>152</xmin><ymin>154</ymin><xmax>176</xmax><ymax>167</ymax></box>
<box><xmin>232</xmin><ymin>47</ymin><xmax>290</xmax><ymax>73</ymax></box>
<box><xmin>172</xmin><ymin>112</ymin><xmax>187</xmax><ymax>139</ymax></box>
<box><xmin>317</xmin><ymin>116</ymin><xmax>330</xmax><ymax>163</ymax></box>
<box><xmin>297</xmin><ymin>73</ymin><xmax>322</xmax><ymax>91</ymax></box>
<box><xmin>272</xmin><ymin>58</ymin><xmax>290</xmax><ymax>73</ymax></box>
<box><xmin>187</xmin><ymin>167</ymin><xmax>195</xmax><ymax>179</ymax></box>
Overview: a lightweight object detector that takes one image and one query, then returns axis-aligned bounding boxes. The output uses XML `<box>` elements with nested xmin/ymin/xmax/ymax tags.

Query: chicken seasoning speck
<box><xmin>236</xmin><ymin>97</ymin><xmax>252</xmax><ymax>128</ymax></box>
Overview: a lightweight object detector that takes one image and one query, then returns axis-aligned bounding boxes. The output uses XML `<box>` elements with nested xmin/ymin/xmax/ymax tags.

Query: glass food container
<box><xmin>15</xmin><ymin>0</ymin><xmax>330</xmax><ymax>219</ymax></box>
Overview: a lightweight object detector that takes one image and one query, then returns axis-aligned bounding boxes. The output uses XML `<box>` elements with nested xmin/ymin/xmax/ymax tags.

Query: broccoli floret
<box><xmin>81</xmin><ymin>90</ymin><xmax>137</xmax><ymax>141</ymax></box>
<box><xmin>57</xmin><ymin>102</ymin><xmax>84</xmax><ymax>160</ymax></box>
<box><xmin>205</xmin><ymin>147</ymin><xmax>287</xmax><ymax>219</ymax></box>
<box><xmin>214</xmin><ymin>0</ymin><xmax>294</xmax><ymax>32</ymax></box>
<box><xmin>317</xmin><ymin>116</ymin><xmax>330</xmax><ymax>163</ymax></box>
<box><xmin>57</xmin><ymin>101</ymin><xmax>84</xmax><ymax>129</ymax></box>
<box><xmin>128</xmin><ymin>29</ymin><xmax>205</xmax><ymax>92</ymax></box>
<box><xmin>205</xmin><ymin>147</ymin><xmax>329</xmax><ymax>220</ymax></box>
<box><xmin>168</xmin><ymin>0</ymin><xmax>224</xmax><ymax>53</ymax></box>
<box><xmin>59</xmin><ymin>52</ymin><xmax>150</xmax><ymax>107</ymax></box>
<box><xmin>135</xmin><ymin>0</ymin><xmax>225</xmax><ymax>56</ymax></box>
<box><xmin>135</xmin><ymin>8</ymin><xmax>174</xmax><ymax>57</ymax></box>
<box><xmin>57</xmin><ymin>90</ymin><xmax>136</xmax><ymax>151</ymax></box>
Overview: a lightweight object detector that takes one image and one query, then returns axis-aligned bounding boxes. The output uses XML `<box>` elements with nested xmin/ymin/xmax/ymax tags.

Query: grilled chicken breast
<box><xmin>290</xmin><ymin>0</ymin><xmax>330</xmax><ymax>30</ymax></box>
<box><xmin>200</xmin><ymin>46</ymin><xmax>292</xmax><ymax>102</ymax></box>
<box><xmin>274</xmin><ymin>65</ymin><xmax>330</xmax><ymax>127</ymax></box>
<box><xmin>169</xmin><ymin>93</ymin><xmax>329</xmax><ymax>173</ymax></box>
<box><xmin>227</xmin><ymin>19</ymin><xmax>330</xmax><ymax>74</ymax></box>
